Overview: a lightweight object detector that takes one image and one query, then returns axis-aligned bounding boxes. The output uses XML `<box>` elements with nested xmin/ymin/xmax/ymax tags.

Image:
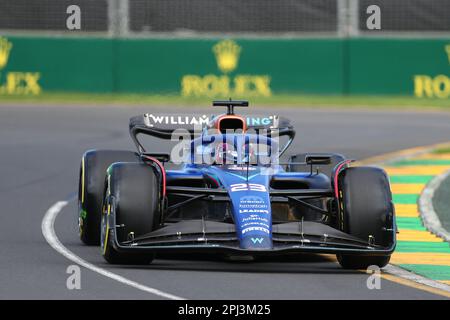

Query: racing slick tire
<box><xmin>101</xmin><ymin>162</ymin><xmax>161</xmax><ymax>264</ymax></box>
<box><xmin>336</xmin><ymin>166</ymin><xmax>394</xmax><ymax>269</ymax></box>
<box><xmin>78</xmin><ymin>150</ymin><xmax>138</xmax><ymax>245</ymax></box>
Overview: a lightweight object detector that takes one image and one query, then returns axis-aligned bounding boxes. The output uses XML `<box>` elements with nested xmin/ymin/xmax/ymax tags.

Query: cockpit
<box><xmin>188</xmin><ymin>133</ymin><xmax>279</xmax><ymax>166</ymax></box>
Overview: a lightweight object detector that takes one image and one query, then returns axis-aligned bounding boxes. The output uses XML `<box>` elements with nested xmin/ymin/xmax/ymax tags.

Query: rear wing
<box><xmin>129</xmin><ymin>113</ymin><xmax>295</xmax><ymax>154</ymax></box>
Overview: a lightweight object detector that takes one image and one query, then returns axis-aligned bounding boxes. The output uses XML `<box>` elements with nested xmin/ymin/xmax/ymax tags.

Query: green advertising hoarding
<box><xmin>0</xmin><ymin>36</ymin><xmax>114</xmax><ymax>94</ymax></box>
<box><xmin>115</xmin><ymin>38</ymin><xmax>344</xmax><ymax>96</ymax></box>
<box><xmin>0</xmin><ymin>35</ymin><xmax>449</xmax><ymax>98</ymax></box>
<box><xmin>348</xmin><ymin>39</ymin><xmax>450</xmax><ymax>98</ymax></box>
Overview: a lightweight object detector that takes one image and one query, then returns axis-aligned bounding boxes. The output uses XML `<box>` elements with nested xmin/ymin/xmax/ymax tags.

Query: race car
<box><xmin>78</xmin><ymin>100</ymin><xmax>396</xmax><ymax>269</ymax></box>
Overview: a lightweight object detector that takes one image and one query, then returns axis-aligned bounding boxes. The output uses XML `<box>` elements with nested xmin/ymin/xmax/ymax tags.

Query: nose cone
<box><xmin>231</xmin><ymin>189</ymin><xmax>273</xmax><ymax>250</ymax></box>
<box><xmin>207</xmin><ymin>166</ymin><xmax>274</xmax><ymax>250</ymax></box>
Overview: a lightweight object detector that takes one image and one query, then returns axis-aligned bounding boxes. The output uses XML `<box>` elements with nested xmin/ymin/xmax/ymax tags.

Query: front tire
<box><xmin>78</xmin><ymin>150</ymin><xmax>138</xmax><ymax>245</ymax></box>
<box><xmin>336</xmin><ymin>166</ymin><xmax>394</xmax><ymax>269</ymax></box>
<box><xmin>101</xmin><ymin>162</ymin><xmax>161</xmax><ymax>264</ymax></box>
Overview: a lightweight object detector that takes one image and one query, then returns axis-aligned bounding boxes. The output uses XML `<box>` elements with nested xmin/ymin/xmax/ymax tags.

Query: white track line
<box><xmin>41</xmin><ymin>200</ymin><xmax>185</xmax><ymax>300</ymax></box>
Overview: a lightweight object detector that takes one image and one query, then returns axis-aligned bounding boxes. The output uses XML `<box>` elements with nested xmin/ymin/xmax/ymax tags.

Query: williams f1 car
<box><xmin>78</xmin><ymin>100</ymin><xmax>396</xmax><ymax>269</ymax></box>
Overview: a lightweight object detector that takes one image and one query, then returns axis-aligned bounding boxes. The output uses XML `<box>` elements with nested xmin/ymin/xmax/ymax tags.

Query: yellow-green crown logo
<box><xmin>213</xmin><ymin>39</ymin><xmax>241</xmax><ymax>74</ymax></box>
<box><xmin>446</xmin><ymin>44</ymin><xmax>450</xmax><ymax>65</ymax></box>
<box><xmin>0</xmin><ymin>37</ymin><xmax>13</xmax><ymax>70</ymax></box>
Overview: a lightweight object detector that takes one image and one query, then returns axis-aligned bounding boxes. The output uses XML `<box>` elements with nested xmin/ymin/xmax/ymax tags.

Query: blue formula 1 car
<box><xmin>78</xmin><ymin>101</ymin><xmax>396</xmax><ymax>269</ymax></box>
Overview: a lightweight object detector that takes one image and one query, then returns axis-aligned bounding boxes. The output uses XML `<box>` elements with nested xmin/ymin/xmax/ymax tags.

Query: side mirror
<box><xmin>305</xmin><ymin>155</ymin><xmax>332</xmax><ymax>165</ymax></box>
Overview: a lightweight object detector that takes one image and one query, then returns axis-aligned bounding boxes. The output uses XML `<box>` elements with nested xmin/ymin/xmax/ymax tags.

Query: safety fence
<box><xmin>0</xmin><ymin>0</ymin><xmax>449</xmax><ymax>37</ymax></box>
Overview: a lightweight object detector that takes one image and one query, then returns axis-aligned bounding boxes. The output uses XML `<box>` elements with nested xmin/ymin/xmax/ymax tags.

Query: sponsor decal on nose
<box><xmin>251</xmin><ymin>237</ymin><xmax>264</xmax><ymax>244</ymax></box>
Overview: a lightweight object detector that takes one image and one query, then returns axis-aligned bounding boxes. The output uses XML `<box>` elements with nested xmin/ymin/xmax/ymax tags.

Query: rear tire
<box><xmin>78</xmin><ymin>150</ymin><xmax>138</xmax><ymax>245</ymax></box>
<box><xmin>101</xmin><ymin>162</ymin><xmax>161</xmax><ymax>264</ymax></box>
<box><xmin>336</xmin><ymin>166</ymin><xmax>394</xmax><ymax>269</ymax></box>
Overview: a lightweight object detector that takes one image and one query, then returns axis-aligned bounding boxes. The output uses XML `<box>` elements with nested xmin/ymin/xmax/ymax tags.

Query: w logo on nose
<box><xmin>251</xmin><ymin>238</ymin><xmax>264</xmax><ymax>244</ymax></box>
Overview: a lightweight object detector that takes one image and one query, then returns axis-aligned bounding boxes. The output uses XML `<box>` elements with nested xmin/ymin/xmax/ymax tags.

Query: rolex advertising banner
<box><xmin>348</xmin><ymin>39</ymin><xmax>450</xmax><ymax>99</ymax></box>
<box><xmin>0</xmin><ymin>35</ymin><xmax>449</xmax><ymax>98</ymax></box>
<box><xmin>115</xmin><ymin>38</ymin><xmax>344</xmax><ymax>96</ymax></box>
<box><xmin>0</xmin><ymin>36</ymin><xmax>114</xmax><ymax>95</ymax></box>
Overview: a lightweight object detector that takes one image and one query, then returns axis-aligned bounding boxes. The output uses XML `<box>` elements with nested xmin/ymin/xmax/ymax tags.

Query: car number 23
<box><xmin>230</xmin><ymin>183</ymin><xmax>267</xmax><ymax>192</ymax></box>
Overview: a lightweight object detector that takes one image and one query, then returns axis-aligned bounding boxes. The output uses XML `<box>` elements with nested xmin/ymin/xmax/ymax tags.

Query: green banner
<box><xmin>0</xmin><ymin>35</ymin><xmax>449</xmax><ymax>98</ymax></box>
<box><xmin>0</xmin><ymin>36</ymin><xmax>114</xmax><ymax>95</ymax></box>
<box><xmin>348</xmin><ymin>39</ymin><xmax>450</xmax><ymax>98</ymax></box>
<box><xmin>115</xmin><ymin>38</ymin><xmax>344</xmax><ymax>96</ymax></box>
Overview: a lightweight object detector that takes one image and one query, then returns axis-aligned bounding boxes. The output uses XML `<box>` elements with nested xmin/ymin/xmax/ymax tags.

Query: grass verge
<box><xmin>433</xmin><ymin>147</ymin><xmax>450</xmax><ymax>154</ymax></box>
<box><xmin>0</xmin><ymin>92</ymin><xmax>449</xmax><ymax>110</ymax></box>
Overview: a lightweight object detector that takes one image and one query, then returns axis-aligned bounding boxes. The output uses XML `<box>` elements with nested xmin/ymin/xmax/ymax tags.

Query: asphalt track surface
<box><xmin>1</xmin><ymin>103</ymin><xmax>450</xmax><ymax>300</ymax></box>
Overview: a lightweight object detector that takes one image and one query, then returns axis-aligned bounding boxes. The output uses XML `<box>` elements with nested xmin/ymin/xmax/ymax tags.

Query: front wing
<box><xmin>108</xmin><ymin>217</ymin><xmax>396</xmax><ymax>256</ymax></box>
